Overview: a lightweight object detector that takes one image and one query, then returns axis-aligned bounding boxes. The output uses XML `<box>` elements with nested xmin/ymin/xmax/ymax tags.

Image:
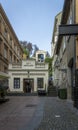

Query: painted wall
<box><xmin>8</xmin><ymin>60</ymin><xmax>48</xmax><ymax>92</ymax></box>
<box><xmin>76</xmin><ymin>0</ymin><xmax>78</xmax><ymax>23</ymax></box>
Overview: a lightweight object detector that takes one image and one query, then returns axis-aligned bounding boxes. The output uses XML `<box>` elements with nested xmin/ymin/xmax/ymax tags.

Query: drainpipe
<box><xmin>73</xmin><ymin>0</ymin><xmax>77</xmax><ymax>107</ymax></box>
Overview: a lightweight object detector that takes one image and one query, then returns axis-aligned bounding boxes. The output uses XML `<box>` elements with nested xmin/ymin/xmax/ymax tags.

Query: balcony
<box><xmin>0</xmin><ymin>71</ymin><xmax>9</xmax><ymax>79</ymax></box>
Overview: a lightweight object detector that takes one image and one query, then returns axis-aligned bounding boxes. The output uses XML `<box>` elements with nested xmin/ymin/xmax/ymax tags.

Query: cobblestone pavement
<box><xmin>35</xmin><ymin>97</ymin><xmax>78</xmax><ymax>130</ymax></box>
<box><xmin>1</xmin><ymin>96</ymin><xmax>78</xmax><ymax>130</ymax></box>
<box><xmin>0</xmin><ymin>96</ymin><xmax>45</xmax><ymax>130</ymax></box>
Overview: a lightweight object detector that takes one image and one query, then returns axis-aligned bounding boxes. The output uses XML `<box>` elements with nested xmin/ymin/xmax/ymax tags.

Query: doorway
<box><xmin>23</xmin><ymin>79</ymin><xmax>34</xmax><ymax>93</ymax></box>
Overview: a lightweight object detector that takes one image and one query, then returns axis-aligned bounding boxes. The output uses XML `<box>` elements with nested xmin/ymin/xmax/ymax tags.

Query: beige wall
<box><xmin>0</xmin><ymin>5</ymin><xmax>23</xmax><ymax>76</ymax></box>
<box><xmin>76</xmin><ymin>0</ymin><xmax>78</xmax><ymax>23</ymax></box>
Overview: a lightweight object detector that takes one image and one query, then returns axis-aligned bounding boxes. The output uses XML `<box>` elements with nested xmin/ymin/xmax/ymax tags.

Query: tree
<box><xmin>23</xmin><ymin>48</ymin><xmax>29</xmax><ymax>58</ymax></box>
<box><xmin>20</xmin><ymin>41</ymin><xmax>39</xmax><ymax>57</ymax></box>
<box><xmin>26</xmin><ymin>42</ymin><xmax>33</xmax><ymax>55</ymax></box>
<box><xmin>32</xmin><ymin>44</ymin><xmax>39</xmax><ymax>57</ymax></box>
<box><xmin>45</xmin><ymin>57</ymin><xmax>53</xmax><ymax>77</ymax></box>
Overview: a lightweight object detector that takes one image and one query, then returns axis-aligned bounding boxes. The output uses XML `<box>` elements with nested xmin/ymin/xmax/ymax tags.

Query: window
<box><xmin>4</xmin><ymin>66</ymin><xmax>8</xmax><ymax>73</ymax></box>
<box><xmin>68</xmin><ymin>4</ymin><xmax>73</xmax><ymax>25</ymax></box>
<box><xmin>17</xmin><ymin>48</ymin><xmax>20</xmax><ymax>56</ymax></box>
<box><xmin>60</xmin><ymin>49</ymin><xmax>62</xmax><ymax>60</ymax></box>
<box><xmin>9</xmin><ymin>51</ymin><xmax>12</xmax><ymax>62</ymax></box>
<box><xmin>14</xmin><ymin>56</ymin><xmax>16</xmax><ymax>63</ymax></box>
<box><xmin>10</xmin><ymin>37</ymin><xmax>12</xmax><ymax>44</ymax></box>
<box><xmin>38</xmin><ymin>54</ymin><xmax>44</xmax><ymax>62</ymax></box>
<box><xmin>54</xmin><ymin>36</ymin><xmax>58</xmax><ymax>43</ymax></box>
<box><xmin>63</xmin><ymin>36</ymin><xmax>68</xmax><ymax>53</ymax></box>
<box><xmin>4</xmin><ymin>28</ymin><xmax>8</xmax><ymax>38</ymax></box>
<box><xmin>14</xmin><ymin>78</ymin><xmax>20</xmax><ymax>89</ymax></box>
<box><xmin>4</xmin><ymin>44</ymin><xmax>8</xmax><ymax>59</ymax></box>
<box><xmin>37</xmin><ymin>78</ymin><xmax>44</xmax><ymax>88</ymax></box>
<box><xmin>69</xmin><ymin>15</ymin><xmax>72</xmax><ymax>24</ymax></box>
<box><xmin>63</xmin><ymin>37</ymin><xmax>66</xmax><ymax>52</ymax></box>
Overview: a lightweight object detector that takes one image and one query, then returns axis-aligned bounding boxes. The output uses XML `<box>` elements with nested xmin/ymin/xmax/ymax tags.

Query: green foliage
<box><xmin>45</xmin><ymin>57</ymin><xmax>53</xmax><ymax>76</ymax></box>
<box><xmin>20</xmin><ymin>41</ymin><xmax>39</xmax><ymax>57</ymax></box>
<box><xmin>23</xmin><ymin>48</ymin><xmax>29</xmax><ymax>58</ymax></box>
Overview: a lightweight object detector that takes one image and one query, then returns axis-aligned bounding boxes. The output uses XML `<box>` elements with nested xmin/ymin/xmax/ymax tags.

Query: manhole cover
<box><xmin>26</xmin><ymin>104</ymin><xmax>37</xmax><ymax>108</ymax></box>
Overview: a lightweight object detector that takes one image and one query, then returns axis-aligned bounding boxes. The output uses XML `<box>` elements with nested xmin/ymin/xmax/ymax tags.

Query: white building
<box><xmin>8</xmin><ymin>51</ymin><xmax>49</xmax><ymax>93</ymax></box>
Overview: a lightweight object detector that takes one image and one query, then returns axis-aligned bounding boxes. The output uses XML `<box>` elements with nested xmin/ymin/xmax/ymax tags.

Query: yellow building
<box><xmin>0</xmin><ymin>3</ymin><xmax>23</xmax><ymax>92</ymax></box>
<box><xmin>0</xmin><ymin>4</ymin><xmax>23</xmax><ymax>79</ymax></box>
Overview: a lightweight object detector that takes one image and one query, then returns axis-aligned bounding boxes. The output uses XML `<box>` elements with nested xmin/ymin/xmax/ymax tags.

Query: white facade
<box><xmin>8</xmin><ymin>59</ymin><xmax>48</xmax><ymax>93</ymax></box>
<box><xmin>36</xmin><ymin>50</ymin><xmax>47</xmax><ymax>62</ymax></box>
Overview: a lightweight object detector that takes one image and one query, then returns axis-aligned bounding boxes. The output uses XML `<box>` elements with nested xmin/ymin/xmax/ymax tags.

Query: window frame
<box><xmin>37</xmin><ymin>78</ymin><xmax>44</xmax><ymax>88</ymax></box>
<box><xmin>14</xmin><ymin>78</ymin><xmax>20</xmax><ymax>89</ymax></box>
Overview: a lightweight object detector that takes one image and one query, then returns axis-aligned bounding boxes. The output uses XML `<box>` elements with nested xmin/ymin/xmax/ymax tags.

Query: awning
<box><xmin>59</xmin><ymin>24</ymin><xmax>78</xmax><ymax>36</ymax></box>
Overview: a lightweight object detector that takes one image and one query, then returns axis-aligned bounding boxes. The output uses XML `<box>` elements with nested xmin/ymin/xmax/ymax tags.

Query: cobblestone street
<box><xmin>0</xmin><ymin>96</ymin><xmax>78</xmax><ymax>130</ymax></box>
<box><xmin>36</xmin><ymin>97</ymin><xmax>78</xmax><ymax>130</ymax></box>
<box><xmin>0</xmin><ymin>96</ymin><xmax>45</xmax><ymax>130</ymax></box>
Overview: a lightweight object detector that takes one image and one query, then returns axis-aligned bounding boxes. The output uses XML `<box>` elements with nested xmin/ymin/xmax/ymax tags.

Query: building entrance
<box><xmin>23</xmin><ymin>79</ymin><xmax>34</xmax><ymax>93</ymax></box>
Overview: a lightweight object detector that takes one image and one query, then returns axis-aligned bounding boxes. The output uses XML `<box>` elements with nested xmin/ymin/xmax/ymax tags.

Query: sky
<box><xmin>0</xmin><ymin>0</ymin><xmax>64</xmax><ymax>55</ymax></box>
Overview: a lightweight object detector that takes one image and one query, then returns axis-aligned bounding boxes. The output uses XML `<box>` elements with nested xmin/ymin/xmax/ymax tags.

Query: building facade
<box><xmin>51</xmin><ymin>12</ymin><xmax>62</xmax><ymax>87</ymax></box>
<box><xmin>0</xmin><ymin>4</ymin><xmax>23</xmax><ymax>82</ymax></box>
<box><xmin>8</xmin><ymin>50</ymin><xmax>49</xmax><ymax>93</ymax></box>
<box><xmin>54</xmin><ymin>0</ymin><xmax>78</xmax><ymax>102</ymax></box>
<box><xmin>36</xmin><ymin>50</ymin><xmax>47</xmax><ymax>62</ymax></box>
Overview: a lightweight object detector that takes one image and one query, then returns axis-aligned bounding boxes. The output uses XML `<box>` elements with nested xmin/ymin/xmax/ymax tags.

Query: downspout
<box><xmin>73</xmin><ymin>0</ymin><xmax>76</xmax><ymax>106</ymax></box>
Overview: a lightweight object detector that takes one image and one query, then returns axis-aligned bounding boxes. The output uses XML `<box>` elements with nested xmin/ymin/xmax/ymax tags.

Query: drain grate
<box><xmin>26</xmin><ymin>104</ymin><xmax>37</xmax><ymax>108</ymax></box>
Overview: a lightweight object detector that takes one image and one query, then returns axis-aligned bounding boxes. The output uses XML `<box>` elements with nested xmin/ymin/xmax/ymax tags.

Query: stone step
<box><xmin>47</xmin><ymin>94</ymin><xmax>57</xmax><ymax>97</ymax></box>
<box><xmin>48</xmin><ymin>89</ymin><xmax>57</xmax><ymax>91</ymax></box>
<box><xmin>7</xmin><ymin>92</ymin><xmax>38</xmax><ymax>96</ymax></box>
<box><xmin>48</xmin><ymin>86</ymin><xmax>57</xmax><ymax>97</ymax></box>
